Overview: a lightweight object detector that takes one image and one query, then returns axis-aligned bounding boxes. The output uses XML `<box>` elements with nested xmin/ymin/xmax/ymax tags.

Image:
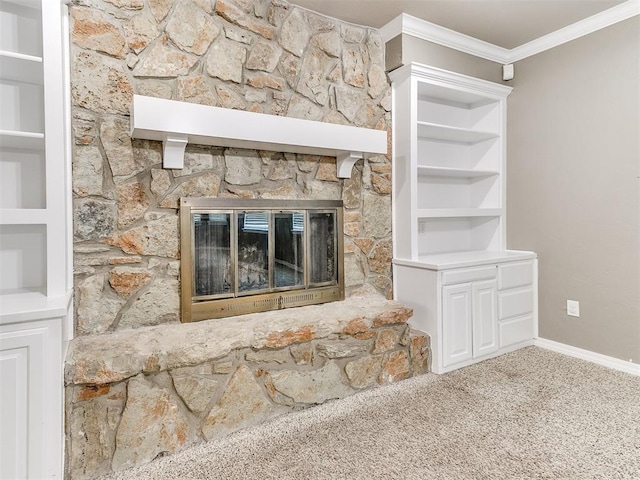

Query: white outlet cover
<box><xmin>567</xmin><ymin>300</ymin><xmax>580</xmax><ymax>317</ymax></box>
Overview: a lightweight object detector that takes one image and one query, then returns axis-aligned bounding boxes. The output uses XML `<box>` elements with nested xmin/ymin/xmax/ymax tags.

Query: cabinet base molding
<box><xmin>534</xmin><ymin>338</ymin><xmax>640</xmax><ymax>377</ymax></box>
<box><xmin>426</xmin><ymin>338</ymin><xmax>534</xmax><ymax>374</ymax></box>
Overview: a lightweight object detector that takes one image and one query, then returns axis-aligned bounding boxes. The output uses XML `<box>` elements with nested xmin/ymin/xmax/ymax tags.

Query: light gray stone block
<box><xmin>266</xmin><ymin>361</ymin><xmax>354</xmax><ymax>405</ymax></box>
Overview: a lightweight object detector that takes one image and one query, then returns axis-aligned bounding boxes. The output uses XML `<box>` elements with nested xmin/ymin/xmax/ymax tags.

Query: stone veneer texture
<box><xmin>71</xmin><ymin>0</ymin><xmax>393</xmax><ymax>335</ymax></box>
<box><xmin>67</xmin><ymin>0</ymin><xmax>408</xmax><ymax>478</ymax></box>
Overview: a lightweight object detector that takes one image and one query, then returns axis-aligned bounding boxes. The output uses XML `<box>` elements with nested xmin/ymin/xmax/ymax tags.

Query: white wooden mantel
<box><xmin>130</xmin><ymin>95</ymin><xmax>388</xmax><ymax>178</ymax></box>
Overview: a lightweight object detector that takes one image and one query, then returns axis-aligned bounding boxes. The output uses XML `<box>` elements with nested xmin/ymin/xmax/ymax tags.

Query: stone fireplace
<box><xmin>181</xmin><ymin>198</ymin><xmax>344</xmax><ymax>321</ymax></box>
<box><xmin>66</xmin><ymin>1</ymin><xmax>430</xmax><ymax>478</ymax></box>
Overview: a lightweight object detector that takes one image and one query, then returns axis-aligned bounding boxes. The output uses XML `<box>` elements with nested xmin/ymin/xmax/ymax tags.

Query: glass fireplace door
<box><xmin>181</xmin><ymin>199</ymin><xmax>344</xmax><ymax>322</ymax></box>
<box><xmin>309</xmin><ymin>211</ymin><xmax>337</xmax><ymax>285</ymax></box>
<box><xmin>237</xmin><ymin>212</ymin><xmax>269</xmax><ymax>294</ymax></box>
<box><xmin>193</xmin><ymin>212</ymin><xmax>232</xmax><ymax>298</ymax></box>
<box><xmin>274</xmin><ymin>212</ymin><xmax>304</xmax><ymax>288</ymax></box>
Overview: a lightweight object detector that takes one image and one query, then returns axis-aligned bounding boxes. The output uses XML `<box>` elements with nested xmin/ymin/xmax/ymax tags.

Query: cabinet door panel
<box><xmin>499</xmin><ymin>314</ymin><xmax>534</xmax><ymax>348</ymax></box>
<box><xmin>442</xmin><ymin>283</ymin><xmax>472</xmax><ymax>367</ymax></box>
<box><xmin>442</xmin><ymin>265</ymin><xmax>496</xmax><ymax>285</ymax></box>
<box><xmin>472</xmin><ymin>280</ymin><xmax>498</xmax><ymax>358</ymax></box>
<box><xmin>0</xmin><ymin>345</ymin><xmax>28</xmax><ymax>479</ymax></box>
<box><xmin>0</xmin><ymin>325</ymin><xmax>47</xmax><ymax>480</ymax></box>
<box><xmin>498</xmin><ymin>287</ymin><xmax>533</xmax><ymax>320</ymax></box>
<box><xmin>498</xmin><ymin>261</ymin><xmax>533</xmax><ymax>290</ymax></box>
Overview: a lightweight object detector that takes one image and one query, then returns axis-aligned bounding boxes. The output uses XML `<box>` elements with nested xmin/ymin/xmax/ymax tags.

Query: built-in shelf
<box><xmin>0</xmin><ymin>289</ymin><xmax>71</xmax><ymax>325</ymax></box>
<box><xmin>0</xmin><ymin>130</ymin><xmax>45</xmax><ymax>149</ymax></box>
<box><xmin>392</xmin><ymin>63</ymin><xmax>511</xmax><ymax>261</ymax></box>
<box><xmin>418</xmin><ymin>89</ymin><xmax>496</xmax><ymax>109</ymax></box>
<box><xmin>417</xmin><ymin>121</ymin><xmax>498</xmax><ymax>144</ymax></box>
<box><xmin>3</xmin><ymin>0</ymin><xmax>43</xmax><ymax>9</ymax></box>
<box><xmin>130</xmin><ymin>95</ymin><xmax>388</xmax><ymax>177</ymax></box>
<box><xmin>0</xmin><ymin>50</ymin><xmax>43</xmax><ymax>84</ymax></box>
<box><xmin>417</xmin><ymin>165</ymin><xmax>499</xmax><ymax>178</ymax></box>
<box><xmin>417</xmin><ymin>208</ymin><xmax>503</xmax><ymax>218</ymax></box>
<box><xmin>391</xmin><ymin>62</ymin><xmax>536</xmax><ymax>376</ymax></box>
<box><xmin>394</xmin><ymin>250</ymin><xmax>537</xmax><ymax>271</ymax></box>
<box><xmin>0</xmin><ymin>208</ymin><xmax>47</xmax><ymax>224</ymax></box>
<box><xmin>1</xmin><ymin>2</ymin><xmax>69</xmax><ymax>478</ymax></box>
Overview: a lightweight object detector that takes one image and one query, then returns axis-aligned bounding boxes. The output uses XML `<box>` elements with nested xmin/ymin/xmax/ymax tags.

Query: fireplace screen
<box><xmin>180</xmin><ymin>198</ymin><xmax>344</xmax><ymax>322</ymax></box>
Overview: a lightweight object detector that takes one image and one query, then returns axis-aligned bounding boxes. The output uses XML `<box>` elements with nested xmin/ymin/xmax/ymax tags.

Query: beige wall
<box><xmin>507</xmin><ymin>17</ymin><xmax>640</xmax><ymax>362</ymax></box>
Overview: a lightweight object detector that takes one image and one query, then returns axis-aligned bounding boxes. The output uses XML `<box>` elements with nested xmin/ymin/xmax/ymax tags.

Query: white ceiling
<box><xmin>290</xmin><ymin>0</ymin><xmax>626</xmax><ymax>49</ymax></box>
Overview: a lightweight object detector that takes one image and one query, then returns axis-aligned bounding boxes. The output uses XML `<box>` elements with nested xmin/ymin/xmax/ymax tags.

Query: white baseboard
<box><xmin>534</xmin><ymin>338</ymin><xmax>640</xmax><ymax>376</ymax></box>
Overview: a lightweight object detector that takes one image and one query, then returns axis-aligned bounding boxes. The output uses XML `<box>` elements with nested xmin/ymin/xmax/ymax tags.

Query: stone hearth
<box><xmin>65</xmin><ymin>291</ymin><xmax>430</xmax><ymax>478</ymax></box>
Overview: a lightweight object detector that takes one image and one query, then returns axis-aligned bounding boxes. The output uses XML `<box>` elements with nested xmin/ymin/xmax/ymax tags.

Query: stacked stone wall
<box><xmin>66</xmin><ymin>1</ymin><xmax>428</xmax><ymax>478</ymax></box>
<box><xmin>71</xmin><ymin>0</ymin><xmax>393</xmax><ymax>334</ymax></box>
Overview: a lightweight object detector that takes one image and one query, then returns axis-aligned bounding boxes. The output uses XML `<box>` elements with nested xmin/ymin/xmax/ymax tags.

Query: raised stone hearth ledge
<box><xmin>66</xmin><ymin>292</ymin><xmax>414</xmax><ymax>385</ymax></box>
<box><xmin>65</xmin><ymin>292</ymin><xmax>431</xmax><ymax>479</ymax></box>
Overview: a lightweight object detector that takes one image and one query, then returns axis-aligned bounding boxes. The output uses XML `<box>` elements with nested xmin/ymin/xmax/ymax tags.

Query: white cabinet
<box><xmin>441</xmin><ymin>273</ymin><xmax>499</xmax><ymax>368</ymax></box>
<box><xmin>390</xmin><ymin>62</ymin><xmax>537</xmax><ymax>373</ymax></box>
<box><xmin>395</xmin><ymin>257</ymin><xmax>535</xmax><ymax>373</ymax></box>
<box><xmin>0</xmin><ymin>1</ymin><xmax>71</xmax><ymax>478</ymax></box>
<box><xmin>1</xmin><ymin>313</ymin><xmax>67</xmax><ymax>479</ymax></box>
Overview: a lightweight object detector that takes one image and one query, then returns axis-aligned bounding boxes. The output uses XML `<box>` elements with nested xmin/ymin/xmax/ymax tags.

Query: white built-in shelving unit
<box><xmin>0</xmin><ymin>0</ymin><xmax>71</xmax><ymax>478</ymax></box>
<box><xmin>390</xmin><ymin>62</ymin><xmax>537</xmax><ymax>374</ymax></box>
<box><xmin>392</xmin><ymin>65</ymin><xmax>508</xmax><ymax>260</ymax></box>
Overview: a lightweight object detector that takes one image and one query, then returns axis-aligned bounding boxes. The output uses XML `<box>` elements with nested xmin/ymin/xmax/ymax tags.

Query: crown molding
<box><xmin>507</xmin><ymin>0</ymin><xmax>640</xmax><ymax>63</ymax></box>
<box><xmin>380</xmin><ymin>0</ymin><xmax>640</xmax><ymax>65</ymax></box>
<box><xmin>388</xmin><ymin>63</ymin><xmax>512</xmax><ymax>99</ymax></box>
<box><xmin>378</xmin><ymin>13</ymin><xmax>403</xmax><ymax>43</ymax></box>
<box><xmin>379</xmin><ymin>13</ymin><xmax>510</xmax><ymax>63</ymax></box>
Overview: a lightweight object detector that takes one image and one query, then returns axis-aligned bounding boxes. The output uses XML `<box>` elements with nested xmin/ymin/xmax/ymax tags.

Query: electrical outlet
<box><xmin>567</xmin><ymin>300</ymin><xmax>580</xmax><ymax>317</ymax></box>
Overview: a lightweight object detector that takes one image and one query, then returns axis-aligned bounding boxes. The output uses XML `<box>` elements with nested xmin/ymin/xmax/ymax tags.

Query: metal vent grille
<box><xmin>191</xmin><ymin>287</ymin><xmax>342</xmax><ymax>320</ymax></box>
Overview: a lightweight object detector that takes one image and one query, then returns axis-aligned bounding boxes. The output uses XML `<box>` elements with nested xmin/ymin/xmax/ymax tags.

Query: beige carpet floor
<box><xmin>100</xmin><ymin>347</ymin><xmax>640</xmax><ymax>479</ymax></box>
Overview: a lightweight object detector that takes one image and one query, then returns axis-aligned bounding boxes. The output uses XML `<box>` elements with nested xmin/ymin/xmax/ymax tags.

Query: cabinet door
<box><xmin>0</xmin><ymin>338</ymin><xmax>30</xmax><ymax>479</ymax></box>
<box><xmin>442</xmin><ymin>283</ymin><xmax>473</xmax><ymax>367</ymax></box>
<box><xmin>472</xmin><ymin>280</ymin><xmax>498</xmax><ymax>358</ymax></box>
<box><xmin>0</xmin><ymin>319</ymin><xmax>62</xmax><ymax>480</ymax></box>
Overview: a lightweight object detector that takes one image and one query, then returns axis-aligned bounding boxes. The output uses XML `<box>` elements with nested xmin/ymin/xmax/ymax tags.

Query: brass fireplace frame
<box><xmin>180</xmin><ymin>198</ymin><xmax>345</xmax><ymax>322</ymax></box>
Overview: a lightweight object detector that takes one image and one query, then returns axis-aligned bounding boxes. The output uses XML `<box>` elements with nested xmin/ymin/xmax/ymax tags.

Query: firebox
<box><xmin>180</xmin><ymin>198</ymin><xmax>345</xmax><ymax>322</ymax></box>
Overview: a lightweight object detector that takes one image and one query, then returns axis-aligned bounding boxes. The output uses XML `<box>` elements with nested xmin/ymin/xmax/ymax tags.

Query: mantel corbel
<box><xmin>162</xmin><ymin>134</ymin><xmax>188</xmax><ymax>169</ymax></box>
<box><xmin>336</xmin><ymin>152</ymin><xmax>363</xmax><ymax>178</ymax></box>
